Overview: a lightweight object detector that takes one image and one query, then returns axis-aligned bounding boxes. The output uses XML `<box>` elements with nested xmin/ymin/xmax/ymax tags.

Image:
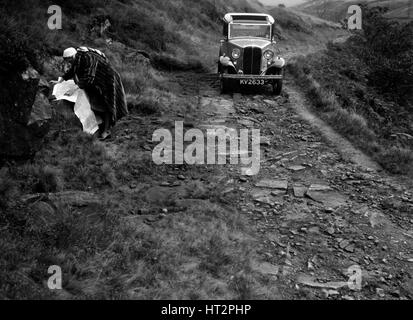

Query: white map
<box><xmin>52</xmin><ymin>80</ymin><xmax>79</xmax><ymax>103</ymax></box>
<box><xmin>52</xmin><ymin>80</ymin><xmax>99</xmax><ymax>135</ymax></box>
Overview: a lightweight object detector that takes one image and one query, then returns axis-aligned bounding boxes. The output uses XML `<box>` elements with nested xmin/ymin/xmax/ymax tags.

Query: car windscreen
<box><xmin>229</xmin><ymin>23</ymin><xmax>271</xmax><ymax>39</ymax></box>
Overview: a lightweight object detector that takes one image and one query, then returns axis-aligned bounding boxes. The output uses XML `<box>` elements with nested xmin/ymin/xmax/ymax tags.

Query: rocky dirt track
<box><xmin>98</xmin><ymin>70</ymin><xmax>413</xmax><ymax>300</ymax></box>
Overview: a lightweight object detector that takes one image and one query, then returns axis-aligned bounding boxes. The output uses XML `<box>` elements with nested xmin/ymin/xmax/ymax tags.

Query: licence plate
<box><xmin>240</xmin><ymin>79</ymin><xmax>265</xmax><ymax>85</ymax></box>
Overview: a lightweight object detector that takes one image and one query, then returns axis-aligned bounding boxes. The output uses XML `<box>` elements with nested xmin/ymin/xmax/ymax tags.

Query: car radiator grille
<box><xmin>243</xmin><ymin>47</ymin><xmax>262</xmax><ymax>75</ymax></box>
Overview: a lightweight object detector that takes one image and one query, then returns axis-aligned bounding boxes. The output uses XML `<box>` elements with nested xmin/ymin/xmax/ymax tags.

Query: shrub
<box><xmin>36</xmin><ymin>166</ymin><xmax>64</xmax><ymax>193</ymax></box>
<box><xmin>0</xmin><ymin>168</ymin><xmax>18</xmax><ymax>209</ymax></box>
<box><xmin>326</xmin><ymin>108</ymin><xmax>375</xmax><ymax>142</ymax></box>
<box><xmin>128</xmin><ymin>97</ymin><xmax>161</xmax><ymax>116</ymax></box>
<box><xmin>107</xmin><ymin>4</ymin><xmax>180</xmax><ymax>51</ymax></box>
<box><xmin>377</xmin><ymin>147</ymin><xmax>413</xmax><ymax>175</ymax></box>
<box><xmin>0</xmin><ymin>16</ymin><xmax>38</xmax><ymax>79</ymax></box>
<box><xmin>307</xmin><ymin>83</ymin><xmax>339</xmax><ymax>112</ymax></box>
<box><xmin>358</xmin><ymin>5</ymin><xmax>413</xmax><ymax>102</ymax></box>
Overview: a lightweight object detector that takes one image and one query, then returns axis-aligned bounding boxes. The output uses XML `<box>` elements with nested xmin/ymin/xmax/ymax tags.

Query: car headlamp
<box><xmin>263</xmin><ymin>50</ymin><xmax>274</xmax><ymax>60</ymax></box>
<box><xmin>232</xmin><ymin>48</ymin><xmax>241</xmax><ymax>59</ymax></box>
<box><xmin>273</xmin><ymin>57</ymin><xmax>286</xmax><ymax>68</ymax></box>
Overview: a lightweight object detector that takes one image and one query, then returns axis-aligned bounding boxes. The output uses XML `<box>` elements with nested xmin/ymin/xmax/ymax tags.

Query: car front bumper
<box><xmin>221</xmin><ymin>74</ymin><xmax>283</xmax><ymax>80</ymax></box>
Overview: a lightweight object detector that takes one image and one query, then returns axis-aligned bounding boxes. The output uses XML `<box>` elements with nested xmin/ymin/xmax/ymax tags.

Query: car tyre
<box><xmin>273</xmin><ymin>79</ymin><xmax>283</xmax><ymax>96</ymax></box>
<box><xmin>220</xmin><ymin>78</ymin><xmax>231</xmax><ymax>94</ymax></box>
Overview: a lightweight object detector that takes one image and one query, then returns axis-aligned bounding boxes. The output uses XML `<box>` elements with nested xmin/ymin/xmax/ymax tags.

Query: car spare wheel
<box><xmin>273</xmin><ymin>79</ymin><xmax>283</xmax><ymax>96</ymax></box>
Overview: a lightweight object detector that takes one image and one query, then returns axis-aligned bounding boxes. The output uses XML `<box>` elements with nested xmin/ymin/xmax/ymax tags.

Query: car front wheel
<box><xmin>273</xmin><ymin>79</ymin><xmax>283</xmax><ymax>96</ymax></box>
<box><xmin>220</xmin><ymin>78</ymin><xmax>231</xmax><ymax>94</ymax></box>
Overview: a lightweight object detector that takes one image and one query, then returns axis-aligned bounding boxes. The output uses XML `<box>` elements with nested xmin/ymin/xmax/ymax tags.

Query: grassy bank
<box><xmin>287</xmin><ymin>32</ymin><xmax>413</xmax><ymax>176</ymax></box>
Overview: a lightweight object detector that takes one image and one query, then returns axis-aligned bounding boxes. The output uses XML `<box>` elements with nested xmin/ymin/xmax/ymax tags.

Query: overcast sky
<box><xmin>258</xmin><ymin>0</ymin><xmax>308</xmax><ymax>7</ymax></box>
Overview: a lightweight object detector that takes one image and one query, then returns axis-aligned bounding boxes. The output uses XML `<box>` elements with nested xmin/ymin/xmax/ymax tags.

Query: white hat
<box><xmin>63</xmin><ymin>47</ymin><xmax>77</xmax><ymax>58</ymax></box>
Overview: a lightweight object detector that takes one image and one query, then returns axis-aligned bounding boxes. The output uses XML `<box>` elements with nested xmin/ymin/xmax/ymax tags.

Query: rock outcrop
<box><xmin>0</xmin><ymin>67</ymin><xmax>52</xmax><ymax>160</ymax></box>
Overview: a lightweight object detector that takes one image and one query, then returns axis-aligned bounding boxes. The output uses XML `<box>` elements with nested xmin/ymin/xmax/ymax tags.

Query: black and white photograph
<box><xmin>0</xmin><ymin>0</ymin><xmax>412</xmax><ymax>307</ymax></box>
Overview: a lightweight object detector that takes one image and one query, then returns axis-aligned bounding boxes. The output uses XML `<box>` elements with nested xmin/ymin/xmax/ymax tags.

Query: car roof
<box><xmin>223</xmin><ymin>13</ymin><xmax>275</xmax><ymax>24</ymax></box>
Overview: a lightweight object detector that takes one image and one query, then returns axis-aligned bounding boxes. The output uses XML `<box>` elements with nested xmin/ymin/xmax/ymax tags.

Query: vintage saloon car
<box><xmin>218</xmin><ymin>13</ymin><xmax>285</xmax><ymax>95</ymax></box>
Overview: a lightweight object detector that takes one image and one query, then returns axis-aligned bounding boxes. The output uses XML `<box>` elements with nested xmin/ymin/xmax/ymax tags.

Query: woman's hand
<box><xmin>50</xmin><ymin>77</ymin><xmax>64</xmax><ymax>85</ymax></box>
<box><xmin>64</xmin><ymin>88</ymin><xmax>78</xmax><ymax>96</ymax></box>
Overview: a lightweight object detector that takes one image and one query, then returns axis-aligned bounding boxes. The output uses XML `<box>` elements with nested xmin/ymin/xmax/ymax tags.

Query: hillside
<box><xmin>0</xmin><ymin>0</ymin><xmax>343</xmax><ymax>115</ymax></box>
<box><xmin>295</xmin><ymin>0</ymin><xmax>413</xmax><ymax>22</ymax></box>
<box><xmin>268</xmin><ymin>5</ymin><xmax>342</xmax><ymax>45</ymax></box>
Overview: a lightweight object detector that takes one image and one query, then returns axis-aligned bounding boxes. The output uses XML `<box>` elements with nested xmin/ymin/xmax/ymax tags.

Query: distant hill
<box><xmin>0</xmin><ymin>0</ymin><xmax>344</xmax><ymax>84</ymax></box>
<box><xmin>295</xmin><ymin>0</ymin><xmax>413</xmax><ymax>22</ymax></box>
<box><xmin>244</xmin><ymin>0</ymin><xmax>266</xmax><ymax>11</ymax></box>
